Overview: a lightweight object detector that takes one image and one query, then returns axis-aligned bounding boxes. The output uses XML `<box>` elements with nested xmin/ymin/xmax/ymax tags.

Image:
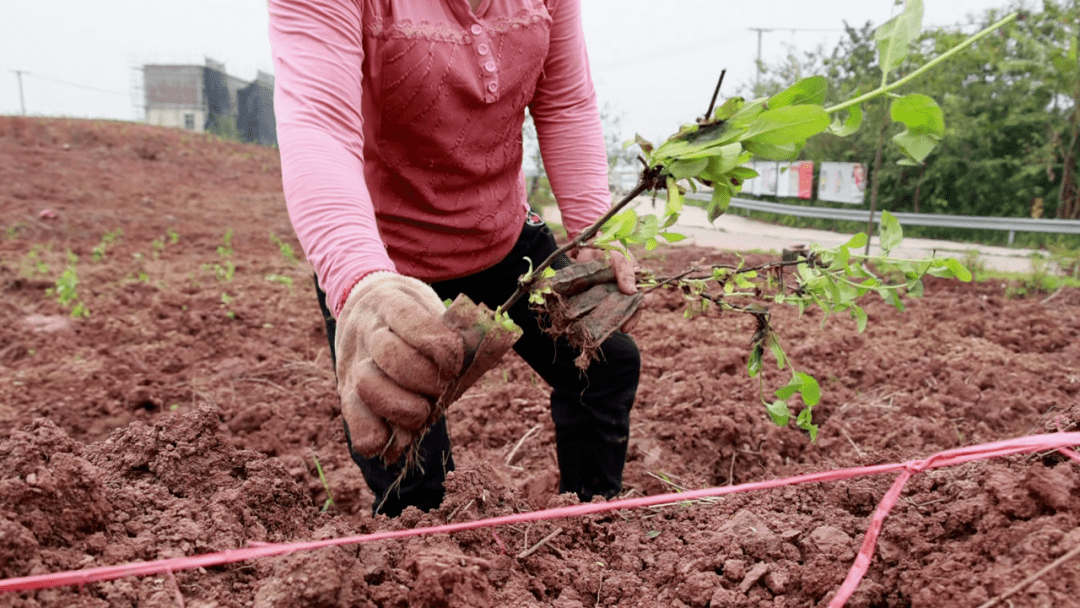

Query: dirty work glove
<box><xmin>574</xmin><ymin>246</ymin><xmax>638</xmax><ymax>296</ymax></box>
<box><xmin>538</xmin><ymin>258</ymin><xmax>644</xmax><ymax>369</ymax></box>
<box><xmin>334</xmin><ymin>272</ymin><xmax>465</xmax><ymax>462</ymax></box>
<box><xmin>571</xmin><ymin>246</ymin><xmax>643</xmax><ymax>333</ymax></box>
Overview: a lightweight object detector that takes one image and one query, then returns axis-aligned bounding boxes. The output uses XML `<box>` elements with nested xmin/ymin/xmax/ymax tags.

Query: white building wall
<box><xmin>147</xmin><ymin>108</ymin><xmax>206</xmax><ymax>133</ymax></box>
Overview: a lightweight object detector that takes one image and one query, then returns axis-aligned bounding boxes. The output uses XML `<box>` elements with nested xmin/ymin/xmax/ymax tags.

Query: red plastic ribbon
<box><xmin>2</xmin><ymin>433</ymin><xmax>1078</xmax><ymax>606</ymax></box>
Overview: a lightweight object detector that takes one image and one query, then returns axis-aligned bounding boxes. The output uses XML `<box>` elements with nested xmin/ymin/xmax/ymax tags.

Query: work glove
<box><xmin>573</xmin><ymin>246</ymin><xmax>642</xmax><ymax>332</ymax></box>
<box><xmin>536</xmin><ymin>254</ymin><xmax>644</xmax><ymax>369</ymax></box>
<box><xmin>334</xmin><ymin>272</ymin><xmax>465</xmax><ymax>463</ymax></box>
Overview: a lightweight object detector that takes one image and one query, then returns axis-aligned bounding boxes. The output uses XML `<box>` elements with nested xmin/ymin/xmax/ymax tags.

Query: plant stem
<box><xmin>826</xmin><ymin>11</ymin><xmax>1019</xmax><ymax>115</ymax></box>
<box><xmin>499</xmin><ymin>180</ymin><xmax>651</xmax><ymax>312</ymax></box>
<box><xmin>864</xmin><ymin>100</ymin><xmax>888</xmax><ymax>256</ymax></box>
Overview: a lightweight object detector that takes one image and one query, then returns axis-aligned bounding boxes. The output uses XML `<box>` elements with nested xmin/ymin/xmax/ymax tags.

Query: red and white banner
<box><xmin>777</xmin><ymin>161</ymin><xmax>814</xmax><ymax>200</ymax></box>
<box><xmin>818</xmin><ymin>162</ymin><xmax>867</xmax><ymax>204</ymax></box>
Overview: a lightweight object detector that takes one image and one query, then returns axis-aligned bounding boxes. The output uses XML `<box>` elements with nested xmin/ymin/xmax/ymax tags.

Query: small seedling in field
<box><xmin>19</xmin><ymin>246</ymin><xmax>50</xmax><ymax>277</ymax></box>
<box><xmin>312</xmin><ymin>454</ymin><xmax>336</xmax><ymax>513</ymax></box>
<box><xmin>265</xmin><ymin>274</ymin><xmax>293</xmax><ymax>288</ymax></box>
<box><xmin>270</xmin><ymin>233</ymin><xmax>299</xmax><ymax>267</ymax></box>
<box><xmin>220</xmin><ymin>292</ymin><xmax>237</xmax><ymax>319</ymax></box>
<box><xmin>49</xmin><ymin>251</ymin><xmax>89</xmax><ymax>318</ymax></box>
<box><xmin>166</xmin><ymin>228</ymin><xmax>180</xmax><ymax>244</ymax></box>
<box><xmin>217</xmin><ymin>229</ymin><xmax>235</xmax><ymax>258</ymax></box>
<box><xmin>6</xmin><ymin>223</ymin><xmax>28</xmax><ymax>239</ymax></box>
<box><xmin>92</xmin><ymin>228</ymin><xmax>123</xmax><ymax>262</ymax></box>
<box><xmin>132</xmin><ymin>252</ymin><xmax>149</xmax><ymax>282</ymax></box>
<box><xmin>203</xmin><ymin>230</ymin><xmax>237</xmax><ymax>282</ymax></box>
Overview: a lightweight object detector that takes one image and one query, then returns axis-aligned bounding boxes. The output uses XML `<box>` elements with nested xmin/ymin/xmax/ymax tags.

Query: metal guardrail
<box><xmin>685</xmin><ymin>194</ymin><xmax>1080</xmax><ymax>244</ymax></box>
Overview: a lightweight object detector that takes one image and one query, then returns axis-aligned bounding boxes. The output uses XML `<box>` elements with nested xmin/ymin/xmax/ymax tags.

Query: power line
<box><xmin>749</xmin><ymin>27</ymin><xmax>846</xmax><ymax>94</ymax></box>
<box><xmin>592</xmin><ymin>31</ymin><xmax>752</xmax><ymax>73</ymax></box>
<box><xmin>17</xmin><ymin>71</ymin><xmax>127</xmax><ymax>96</ymax></box>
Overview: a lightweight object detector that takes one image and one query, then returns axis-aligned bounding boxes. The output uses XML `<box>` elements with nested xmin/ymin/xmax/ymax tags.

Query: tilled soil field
<box><xmin>1</xmin><ymin>117</ymin><xmax>1079</xmax><ymax>608</ymax></box>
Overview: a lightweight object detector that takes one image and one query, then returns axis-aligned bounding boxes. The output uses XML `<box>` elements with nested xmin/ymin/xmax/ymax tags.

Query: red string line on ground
<box><xmin>2</xmin><ymin>433</ymin><xmax>1078</xmax><ymax>606</ymax></box>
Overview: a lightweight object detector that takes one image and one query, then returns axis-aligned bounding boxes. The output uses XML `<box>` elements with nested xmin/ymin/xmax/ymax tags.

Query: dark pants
<box><xmin>316</xmin><ymin>220</ymin><xmax>641</xmax><ymax>516</ymax></box>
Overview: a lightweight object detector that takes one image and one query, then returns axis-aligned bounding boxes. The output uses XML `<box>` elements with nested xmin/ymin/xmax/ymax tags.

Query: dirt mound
<box><xmin>2</xmin><ymin>117</ymin><xmax>1079</xmax><ymax>607</ymax></box>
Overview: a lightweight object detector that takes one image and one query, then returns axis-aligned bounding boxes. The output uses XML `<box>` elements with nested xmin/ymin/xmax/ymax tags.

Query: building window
<box><xmin>183</xmin><ymin>113</ymin><xmax>195</xmax><ymax>130</ymax></box>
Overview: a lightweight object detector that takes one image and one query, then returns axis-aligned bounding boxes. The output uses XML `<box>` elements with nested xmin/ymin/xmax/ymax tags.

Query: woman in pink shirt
<box><xmin>269</xmin><ymin>0</ymin><xmax>640</xmax><ymax>516</ymax></box>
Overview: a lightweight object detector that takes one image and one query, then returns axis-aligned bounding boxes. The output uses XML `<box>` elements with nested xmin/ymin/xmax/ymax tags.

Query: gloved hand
<box><xmin>537</xmin><ymin>255</ymin><xmax>644</xmax><ymax>369</ymax></box>
<box><xmin>574</xmin><ymin>246</ymin><xmax>638</xmax><ymax>295</ymax></box>
<box><xmin>572</xmin><ymin>246</ymin><xmax>642</xmax><ymax>333</ymax></box>
<box><xmin>334</xmin><ymin>272</ymin><xmax>465</xmax><ymax>462</ymax></box>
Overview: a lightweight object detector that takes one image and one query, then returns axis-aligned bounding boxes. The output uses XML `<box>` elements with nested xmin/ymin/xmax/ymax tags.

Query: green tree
<box><xmin>753</xmin><ymin>1</ymin><xmax>1077</xmax><ymax>228</ymax></box>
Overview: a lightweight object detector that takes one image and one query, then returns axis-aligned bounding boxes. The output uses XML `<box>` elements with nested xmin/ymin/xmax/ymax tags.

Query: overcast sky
<box><xmin>1</xmin><ymin>0</ymin><xmax>1022</xmax><ymax>143</ymax></box>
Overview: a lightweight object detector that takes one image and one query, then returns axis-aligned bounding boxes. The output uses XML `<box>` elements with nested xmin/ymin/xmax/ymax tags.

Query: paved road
<box><xmin>545</xmin><ymin>198</ymin><xmax>1042</xmax><ymax>274</ymax></box>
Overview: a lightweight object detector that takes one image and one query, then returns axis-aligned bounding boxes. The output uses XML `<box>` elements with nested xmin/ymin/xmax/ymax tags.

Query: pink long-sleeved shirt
<box><xmin>268</xmin><ymin>0</ymin><xmax>612</xmax><ymax>317</ymax></box>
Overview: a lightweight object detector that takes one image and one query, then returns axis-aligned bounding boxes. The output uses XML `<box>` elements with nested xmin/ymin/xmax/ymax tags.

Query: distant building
<box><xmin>143</xmin><ymin>58</ymin><xmax>276</xmax><ymax>146</ymax></box>
<box><xmin>237</xmin><ymin>71</ymin><xmax>277</xmax><ymax>147</ymax></box>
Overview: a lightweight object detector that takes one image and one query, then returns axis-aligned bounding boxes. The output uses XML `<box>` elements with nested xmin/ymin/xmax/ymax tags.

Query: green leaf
<box><xmin>767</xmin><ymin>76</ymin><xmax>827</xmax><ymax>109</ymax></box>
<box><xmin>828</xmin><ymin>104</ymin><xmax>864</xmax><ymax>137</ymax></box>
<box><xmin>843</xmin><ymin>233</ymin><xmax>867</xmax><ymax>250</ymax></box>
<box><xmin>520</xmin><ymin>256</ymin><xmax>535</xmax><ymax>282</ymax></box>
<box><xmin>665</xmin><ymin>178</ymin><xmax>685</xmax><ymax>217</ymax></box>
<box><xmin>775</xmin><ymin>381</ymin><xmax>801</xmax><ymax>400</ymax></box>
<box><xmin>747</xmin><ymin>344</ymin><xmax>764</xmax><ymax>377</ymax></box>
<box><xmin>796</xmin><ymin>408</ymin><xmax>819</xmax><ymax>442</ymax></box>
<box><xmin>668</xmin><ymin>158</ymin><xmax>709</xmax><ymax>180</ymax></box>
<box><xmin>878</xmin><ymin>286</ymin><xmax>905</xmax><ymax>311</ymax></box>
<box><xmin>890</xmin><ymin>94</ymin><xmax>943</xmax><ymax>164</ymax></box>
<box><xmin>700</xmin><ymin>144</ymin><xmax>744</xmax><ymax>180</ymax></box>
<box><xmin>851</xmin><ymin>305</ymin><xmax>868</xmax><ymax>333</ymax></box>
<box><xmin>906</xmin><ymin>278</ymin><xmax>924</xmax><ymax>297</ymax></box>
<box><xmin>768</xmin><ymin>338</ymin><xmax>787</xmax><ymax>370</ymax></box>
<box><xmin>892</xmin><ymin>129</ymin><xmax>940</xmax><ymax>165</ymax></box>
<box><xmin>890</xmin><ymin>94</ymin><xmax>944</xmax><ymax>136</ymax></box>
<box><xmin>945</xmin><ymin>258</ymin><xmax>972</xmax><ymax>282</ymax></box>
<box><xmin>730</xmin><ymin>166</ymin><xmax>759</xmax><ymax>180</ymax></box>
<box><xmin>660</xmin><ymin>232</ymin><xmax>687</xmax><ymax>243</ymax></box>
<box><xmin>795</xmin><ymin>372</ymin><xmax>820</xmax><ymax>406</ymax></box>
<box><xmin>646</xmin><ymin>530</ymin><xmax>662</xmax><ymax>539</ymax></box>
<box><xmin>638</xmin><ymin>214</ymin><xmax>660</xmax><ymax>239</ymax></box>
<box><xmin>708</xmin><ymin>183</ymin><xmax>733</xmax><ymax>222</ymax></box>
<box><xmin>879</xmin><ymin>211</ymin><xmax>903</xmax><ymax>255</ymax></box>
<box><xmin>651</xmin><ymin>121</ymin><xmax>745</xmax><ymax>165</ymax></box>
<box><xmin>874</xmin><ymin>0</ymin><xmax>924</xmax><ymax>80</ymax></box>
<box><xmin>744</xmin><ymin>140</ymin><xmax>803</xmax><ymax>161</ymax></box>
<box><xmin>743</xmin><ymin>105</ymin><xmax>830</xmax><ymax>145</ymax></box>
<box><xmin>767</xmin><ymin>400</ymin><xmax>791</xmax><ymax>426</ymax></box>
<box><xmin>713</xmin><ymin>96</ymin><xmax>745</xmax><ymax>121</ymax></box>
<box><xmin>616</xmin><ymin>209</ymin><xmax>639</xmax><ymax>239</ymax></box>
<box><xmin>831</xmin><ymin>246</ymin><xmax>851</xmax><ymax>272</ymax></box>
<box><xmin>632</xmin><ymin>133</ymin><xmax>654</xmax><ymax>154</ymax></box>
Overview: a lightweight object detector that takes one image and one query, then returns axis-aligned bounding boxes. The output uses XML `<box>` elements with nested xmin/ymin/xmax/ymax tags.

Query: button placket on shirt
<box><xmin>469</xmin><ymin>23</ymin><xmax>499</xmax><ymax>102</ymax></box>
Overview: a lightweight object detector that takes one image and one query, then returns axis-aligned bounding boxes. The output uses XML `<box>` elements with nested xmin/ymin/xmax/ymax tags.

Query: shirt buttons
<box><xmin>471</xmin><ymin>24</ymin><xmax>483</xmax><ymax>36</ymax></box>
<box><xmin>477</xmin><ymin>43</ymin><xmax>489</xmax><ymax>55</ymax></box>
<box><xmin>484</xmin><ymin>61</ymin><xmax>496</xmax><ymax>72</ymax></box>
<box><xmin>487</xmin><ymin>82</ymin><xmax>498</xmax><ymax>93</ymax></box>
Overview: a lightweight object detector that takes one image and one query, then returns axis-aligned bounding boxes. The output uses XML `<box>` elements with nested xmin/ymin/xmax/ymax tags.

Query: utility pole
<box><xmin>11</xmin><ymin>70</ymin><xmax>26</xmax><ymax>115</ymax></box>
<box><xmin>748</xmin><ymin>28</ymin><xmax>773</xmax><ymax>97</ymax></box>
<box><xmin>747</xmin><ymin>28</ymin><xmax>845</xmax><ymax>96</ymax></box>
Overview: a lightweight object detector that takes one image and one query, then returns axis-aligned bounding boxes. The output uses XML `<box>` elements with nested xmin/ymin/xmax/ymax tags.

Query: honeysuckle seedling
<box><xmin>498</xmin><ymin>2</ymin><xmax>1009</xmax><ymax>438</ymax></box>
